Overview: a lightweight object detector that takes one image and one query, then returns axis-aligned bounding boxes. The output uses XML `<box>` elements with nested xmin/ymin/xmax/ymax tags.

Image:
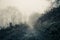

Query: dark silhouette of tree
<box><xmin>34</xmin><ymin>6</ymin><xmax>60</xmax><ymax>40</ymax></box>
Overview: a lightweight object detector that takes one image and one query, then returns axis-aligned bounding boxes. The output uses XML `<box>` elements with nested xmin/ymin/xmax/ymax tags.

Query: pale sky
<box><xmin>0</xmin><ymin>0</ymin><xmax>55</xmax><ymax>14</ymax></box>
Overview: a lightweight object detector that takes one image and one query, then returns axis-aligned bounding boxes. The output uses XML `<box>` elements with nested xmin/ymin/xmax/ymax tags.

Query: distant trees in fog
<box><xmin>0</xmin><ymin>7</ymin><xmax>22</xmax><ymax>28</ymax></box>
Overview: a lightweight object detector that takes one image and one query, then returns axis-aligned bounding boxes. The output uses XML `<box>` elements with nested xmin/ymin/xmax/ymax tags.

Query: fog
<box><xmin>0</xmin><ymin>0</ymin><xmax>59</xmax><ymax>28</ymax></box>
